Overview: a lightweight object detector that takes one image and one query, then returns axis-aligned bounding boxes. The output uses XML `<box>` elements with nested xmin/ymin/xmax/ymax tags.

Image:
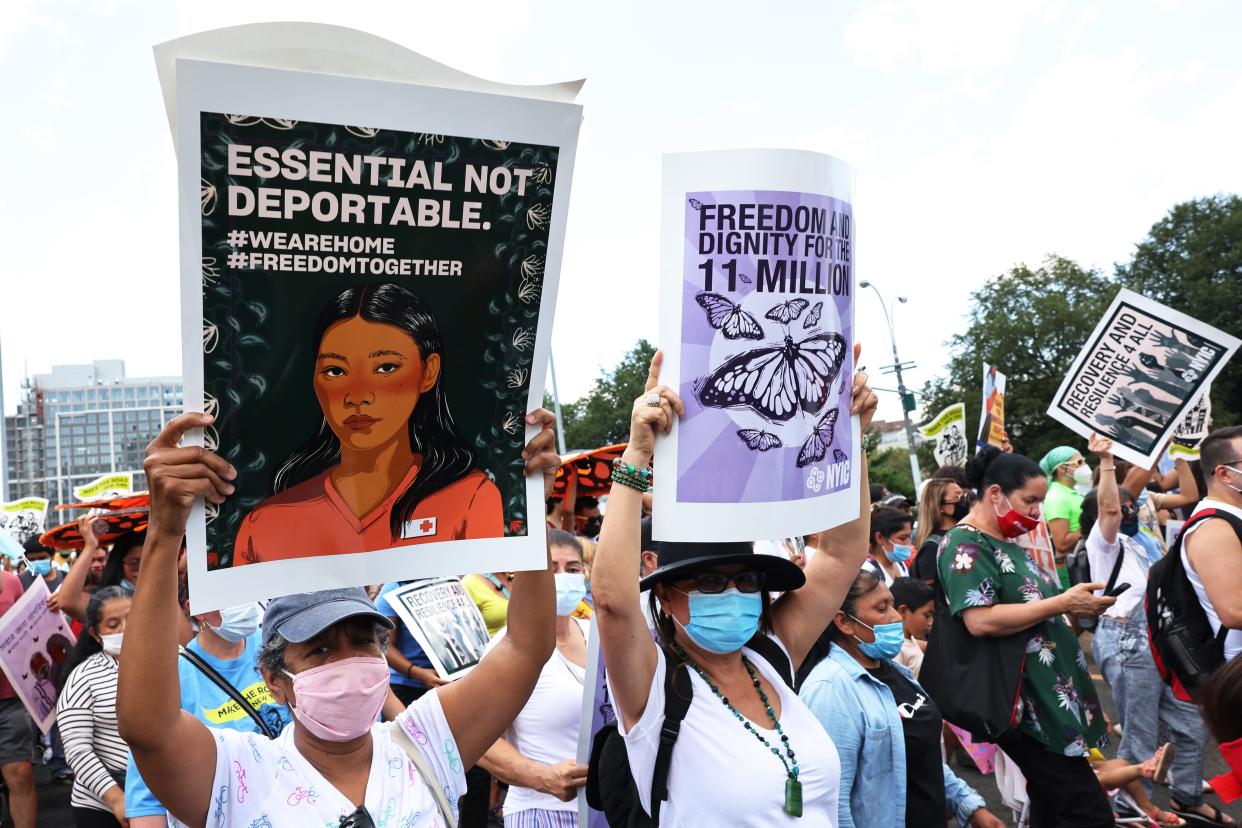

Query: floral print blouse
<box><xmin>938</xmin><ymin>525</ymin><xmax>1108</xmax><ymax>757</ymax></box>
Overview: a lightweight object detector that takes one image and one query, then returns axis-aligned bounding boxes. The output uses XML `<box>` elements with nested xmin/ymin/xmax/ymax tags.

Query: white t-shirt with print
<box><xmin>485</xmin><ymin>617</ymin><xmax>588</xmax><ymax>816</ymax></box>
<box><xmin>1085</xmin><ymin>524</ymin><xmax>1151</xmax><ymax>620</ymax></box>
<box><xmin>1182</xmin><ymin>497</ymin><xmax>1242</xmax><ymax>661</ymax></box>
<box><xmin>194</xmin><ymin>689</ymin><xmax>465</xmax><ymax>827</ymax></box>
<box><xmin>611</xmin><ymin>639</ymin><xmax>840</xmax><ymax>827</ymax></box>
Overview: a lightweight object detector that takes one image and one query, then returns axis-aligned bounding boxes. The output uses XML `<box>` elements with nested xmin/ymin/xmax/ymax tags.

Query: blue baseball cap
<box><xmin>261</xmin><ymin>587</ymin><xmax>394</xmax><ymax>646</ymax></box>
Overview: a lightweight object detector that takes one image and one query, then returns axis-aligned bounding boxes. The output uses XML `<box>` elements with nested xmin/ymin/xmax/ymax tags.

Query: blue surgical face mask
<box><xmin>849</xmin><ymin>614</ymin><xmax>906</xmax><ymax>661</ymax></box>
<box><xmin>28</xmin><ymin>559</ymin><xmax>52</xmax><ymax>578</ymax></box>
<box><xmin>206</xmin><ymin>603</ymin><xmax>262</xmax><ymax>643</ymax></box>
<box><xmin>674</xmin><ymin>588</ymin><xmax>762</xmax><ymax>654</ymax></box>
<box><xmin>554</xmin><ymin>573</ymin><xmax>587</xmax><ymax>617</ymax></box>
<box><xmin>1119</xmin><ymin>505</ymin><xmax>1140</xmax><ymax>537</ymax></box>
<box><xmin>120</xmin><ymin>578</ymin><xmax>136</xmax><ymax>592</ymax></box>
<box><xmin>884</xmin><ymin>542</ymin><xmax>913</xmax><ymax>564</ymax></box>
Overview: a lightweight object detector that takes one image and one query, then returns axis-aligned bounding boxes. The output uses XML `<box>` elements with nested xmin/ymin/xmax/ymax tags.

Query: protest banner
<box><xmin>978</xmin><ymin>364</ymin><xmax>1007</xmax><ymax>450</ymax></box>
<box><xmin>0</xmin><ymin>579</ymin><xmax>76</xmax><ymax>733</ymax></box>
<box><xmin>654</xmin><ymin>149</ymin><xmax>859</xmax><ymax>542</ymax></box>
<box><xmin>1016</xmin><ymin>511</ymin><xmax>1060</xmax><ymax>586</ymax></box>
<box><xmin>72</xmin><ymin>472</ymin><xmax>135</xmax><ymax>502</ymax></box>
<box><xmin>577</xmin><ymin>619</ymin><xmax>610</xmax><ymax>827</ymax></box>
<box><xmin>918</xmin><ymin>403</ymin><xmax>968</xmax><ymax>467</ymax></box>
<box><xmin>1168</xmin><ymin>386</ymin><xmax>1212</xmax><ymax>460</ymax></box>
<box><xmin>386</xmin><ymin>578</ymin><xmax>490</xmax><ymax>680</ymax></box>
<box><xmin>156</xmin><ymin>26</ymin><xmax>583</xmax><ymax>609</ymax></box>
<box><xmin>1048</xmin><ymin>289</ymin><xmax>1240</xmax><ymax>468</ymax></box>
<box><xmin>0</xmin><ymin>497</ymin><xmax>49</xmax><ymax>547</ymax></box>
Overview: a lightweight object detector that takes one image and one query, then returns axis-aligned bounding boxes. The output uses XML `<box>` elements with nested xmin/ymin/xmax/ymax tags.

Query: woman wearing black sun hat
<box><xmin>591</xmin><ymin>347</ymin><xmax>879</xmax><ymax>826</ymax></box>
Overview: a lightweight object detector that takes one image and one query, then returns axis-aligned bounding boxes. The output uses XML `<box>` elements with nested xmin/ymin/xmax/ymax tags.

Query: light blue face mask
<box><xmin>119</xmin><ymin>578</ymin><xmax>136</xmax><ymax>592</ymax></box>
<box><xmin>675</xmin><ymin>588</ymin><xmax>762</xmax><ymax>654</ymax></box>
<box><xmin>554</xmin><ymin>573</ymin><xmax>587</xmax><ymax>617</ymax></box>
<box><xmin>884</xmin><ymin>542</ymin><xmax>913</xmax><ymax>564</ymax></box>
<box><xmin>849</xmin><ymin>614</ymin><xmax>906</xmax><ymax>661</ymax></box>
<box><xmin>27</xmin><ymin>559</ymin><xmax>52</xmax><ymax>578</ymax></box>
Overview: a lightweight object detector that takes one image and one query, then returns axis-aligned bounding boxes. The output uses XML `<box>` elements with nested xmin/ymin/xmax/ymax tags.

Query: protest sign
<box><xmin>0</xmin><ymin>579</ymin><xmax>76</xmax><ymax>733</ymax></box>
<box><xmin>159</xmin><ymin>31</ymin><xmax>582</xmax><ymax>609</ymax></box>
<box><xmin>386</xmin><ymin>578</ymin><xmax>490</xmax><ymax>680</ymax></box>
<box><xmin>1048</xmin><ymin>290</ymin><xmax>1240</xmax><ymax>468</ymax></box>
<box><xmin>72</xmin><ymin>472</ymin><xmax>135</xmax><ymax>502</ymax></box>
<box><xmin>1168</xmin><ymin>387</ymin><xmax>1212</xmax><ymax>460</ymax></box>
<box><xmin>577</xmin><ymin>619</ymin><xmax>610</xmax><ymax>827</ymax></box>
<box><xmin>918</xmin><ymin>403</ymin><xmax>968</xmax><ymax>467</ymax></box>
<box><xmin>0</xmin><ymin>497</ymin><xmax>49</xmax><ymax>547</ymax></box>
<box><xmin>654</xmin><ymin>149</ymin><xmax>859</xmax><ymax>542</ymax></box>
<box><xmin>978</xmin><ymin>364</ymin><xmax>1007</xmax><ymax>449</ymax></box>
<box><xmin>1016</xmin><ymin>511</ymin><xmax>1060</xmax><ymax>586</ymax></box>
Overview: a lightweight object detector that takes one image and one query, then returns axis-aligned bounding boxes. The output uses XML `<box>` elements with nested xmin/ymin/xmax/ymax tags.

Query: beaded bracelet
<box><xmin>610</xmin><ymin>457</ymin><xmax>652</xmax><ymax>493</ymax></box>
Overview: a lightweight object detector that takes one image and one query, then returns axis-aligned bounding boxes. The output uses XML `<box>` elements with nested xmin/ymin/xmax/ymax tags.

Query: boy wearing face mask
<box><xmin>123</xmin><ymin>601</ymin><xmax>293</xmax><ymax>827</ymax></box>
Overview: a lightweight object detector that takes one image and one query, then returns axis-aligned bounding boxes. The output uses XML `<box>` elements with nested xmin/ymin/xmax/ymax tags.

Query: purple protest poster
<box><xmin>655</xmin><ymin>151</ymin><xmax>860</xmax><ymax>542</ymax></box>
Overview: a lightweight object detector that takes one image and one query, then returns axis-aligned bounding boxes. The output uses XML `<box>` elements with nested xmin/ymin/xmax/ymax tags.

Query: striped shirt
<box><xmin>57</xmin><ymin>651</ymin><xmax>128</xmax><ymax>811</ymax></box>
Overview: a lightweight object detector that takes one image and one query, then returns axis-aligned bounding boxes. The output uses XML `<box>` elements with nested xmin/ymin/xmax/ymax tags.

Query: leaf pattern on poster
<box><xmin>200</xmin><ymin>115</ymin><xmax>560</xmax><ymax>563</ymax></box>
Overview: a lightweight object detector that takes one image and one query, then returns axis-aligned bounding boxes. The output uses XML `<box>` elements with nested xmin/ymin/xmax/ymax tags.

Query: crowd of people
<box><xmin>0</xmin><ymin>351</ymin><xmax>1236</xmax><ymax>828</ymax></box>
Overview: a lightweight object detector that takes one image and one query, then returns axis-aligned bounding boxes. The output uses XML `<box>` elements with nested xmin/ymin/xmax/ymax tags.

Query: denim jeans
<box><xmin>1092</xmin><ymin>615</ymin><xmax>1207</xmax><ymax>806</ymax></box>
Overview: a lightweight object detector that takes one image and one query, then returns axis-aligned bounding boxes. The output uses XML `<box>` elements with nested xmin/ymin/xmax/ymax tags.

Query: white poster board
<box><xmin>386</xmin><ymin>578</ymin><xmax>491</xmax><ymax>680</ymax></box>
<box><xmin>1048</xmin><ymin>289</ymin><xmax>1239</xmax><ymax>468</ymax></box>
<box><xmin>918</xmin><ymin>403</ymin><xmax>968</xmax><ymax>467</ymax></box>
<box><xmin>654</xmin><ymin>149</ymin><xmax>860</xmax><ymax>542</ymax></box>
<box><xmin>161</xmin><ymin>30</ymin><xmax>582</xmax><ymax>610</ymax></box>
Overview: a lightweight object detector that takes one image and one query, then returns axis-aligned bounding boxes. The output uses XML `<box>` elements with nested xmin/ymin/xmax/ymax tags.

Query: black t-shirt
<box><xmin>18</xmin><ymin>569</ymin><xmax>62</xmax><ymax>594</ymax></box>
<box><xmin>867</xmin><ymin>660</ymin><xmax>945</xmax><ymax>826</ymax></box>
<box><xmin>911</xmin><ymin>535</ymin><xmax>942</xmax><ymax>584</ymax></box>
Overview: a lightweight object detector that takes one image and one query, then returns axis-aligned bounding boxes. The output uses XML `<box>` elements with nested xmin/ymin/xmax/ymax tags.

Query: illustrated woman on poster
<box><xmin>233</xmin><ymin>282</ymin><xmax>502</xmax><ymax>565</ymax></box>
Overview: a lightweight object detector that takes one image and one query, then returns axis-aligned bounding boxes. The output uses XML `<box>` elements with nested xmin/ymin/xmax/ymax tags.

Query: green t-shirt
<box><xmin>1043</xmin><ymin>480</ymin><xmax>1084</xmax><ymax>533</ymax></box>
<box><xmin>938</xmin><ymin>525</ymin><xmax>1108</xmax><ymax>757</ymax></box>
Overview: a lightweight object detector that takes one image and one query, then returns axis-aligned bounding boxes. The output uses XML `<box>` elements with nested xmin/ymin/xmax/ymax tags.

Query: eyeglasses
<box><xmin>681</xmin><ymin>570</ymin><xmax>766</xmax><ymax>594</ymax></box>
<box><xmin>122</xmin><ymin>559</ymin><xmax>141</xmax><ymax>572</ymax></box>
<box><xmin>339</xmin><ymin>806</ymin><xmax>375</xmax><ymax>828</ymax></box>
<box><xmin>940</xmin><ymin>495</ymin><xmax>965</xmax><ymax>505</ymax></box>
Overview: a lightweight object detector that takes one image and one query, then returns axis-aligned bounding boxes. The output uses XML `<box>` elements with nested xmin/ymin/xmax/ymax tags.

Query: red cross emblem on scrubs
<box><xmin>402</xmin><ymin>516</ymin><xmax>438</xmax><ymax>539</ymax></box>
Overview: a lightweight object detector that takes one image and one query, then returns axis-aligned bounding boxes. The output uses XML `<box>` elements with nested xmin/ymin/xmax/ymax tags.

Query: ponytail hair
<box><xmin>964</xmin><ymin>445</ymin><xmax>1043</xmax><ymax>496</ymax></box>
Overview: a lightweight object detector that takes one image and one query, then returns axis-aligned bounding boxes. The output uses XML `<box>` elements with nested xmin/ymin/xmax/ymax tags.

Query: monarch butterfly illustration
<box><xmin>695</xmin><ymin>293</ymin><xmax>765</xmax><ymax>340</ymax></box>
<box><xmin>737</xmin><ymin>429</ymin><xmax>783</xmax><ymax>452</ymax></box>
<box><xmin>765</xmin><ymin>299</ymin><xmax>810</xmax><ymax>325</ymax></box>
<box><xmin>697</xmin><ymin>332</ymin><xmax>847</xmax><ymax>422</ymax></box>
<box><xmin>797</xmin><ymin>409</ymin><xmax>839</xmax><ymax>468</ymax></box>
<box><xmin>804</xmin><ymin>302</ymin><xmax>823</xmax><ymax>329</ymax></box>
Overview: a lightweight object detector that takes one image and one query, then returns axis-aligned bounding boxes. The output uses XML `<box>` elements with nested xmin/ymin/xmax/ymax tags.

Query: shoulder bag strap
<box><xmin>649</xmin><ymin>663</ymin><xmax>692</xmax><ymax>824</ymax></box>
<box><xmin>389</xmin><ymin>720</ymin><xmax>458</xmax><ymax>828</ymax></box>
<box><xmin>178</xmin><ymin>647</ymin><xmax>275</xmax><ymax>739</ymax></box>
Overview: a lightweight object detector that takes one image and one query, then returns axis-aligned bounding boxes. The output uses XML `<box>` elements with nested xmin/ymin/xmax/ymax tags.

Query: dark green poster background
<box><xmin>199</xmin><ymin>112</ymin><xmax>558</xmax><ymax>568</ymax></box>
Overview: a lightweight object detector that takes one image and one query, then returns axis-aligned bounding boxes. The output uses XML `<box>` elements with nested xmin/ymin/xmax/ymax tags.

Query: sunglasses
<box><xmin>680</xmin><ymin>570</ymin><xmax>766</xmax><ymax>594</ymax></box>
<box><xmin>339</xmin><ymin>806</ymin><xmax>375</xmax><ymax>828</ymax></box>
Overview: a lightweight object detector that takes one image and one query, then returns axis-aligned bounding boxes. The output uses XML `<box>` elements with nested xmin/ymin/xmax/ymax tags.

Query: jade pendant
<box><xmin>784</xmin><ymin>777</ymin><xmax>803</xmax><ymax>817</ymax></box>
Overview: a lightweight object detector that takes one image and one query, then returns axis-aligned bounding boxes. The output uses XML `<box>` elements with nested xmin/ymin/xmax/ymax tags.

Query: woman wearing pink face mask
<box><xmin>117</xmin><ymin>409</ymin><xmax>563</xmax><ymax>828</ymax></box>
<box><xmin>936</xmin><ymin>445</ymin><xmax>1117</xmax><ymax>828</ymax></box>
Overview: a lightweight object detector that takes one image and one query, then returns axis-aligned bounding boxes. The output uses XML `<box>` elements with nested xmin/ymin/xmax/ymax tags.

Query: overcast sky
<box><xmin>3</xmin><ymin>0</ymin><xmax>1240</xmax><ymax>424</ymax></box>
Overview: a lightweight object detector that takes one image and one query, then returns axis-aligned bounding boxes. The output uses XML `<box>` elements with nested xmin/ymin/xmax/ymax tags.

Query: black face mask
<box><xmin>581</xmin><ymin>517</ymin><xmax>602</xmax><ymax>538</ymax></box>
<box><xmin>947</xmin><ymin>499</ymin><xmax>969</xmax><ymax>521</ymax></box>
<box><xmin>1119</xmin><ymin>506</ymin><xmax>1140</xmax><ymax>537</ymax></box>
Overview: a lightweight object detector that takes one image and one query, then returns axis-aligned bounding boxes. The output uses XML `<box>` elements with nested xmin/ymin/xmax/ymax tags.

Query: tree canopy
<box><xmin>1117</xmin><ymin>194</ymin><xmax>1242</xmax><ymax>426</ymax></box>
<box><xmin>918</xmin><ymin>256</ymin><xmax>1116</xmax><ymax>461</ymax></box>
<box><xmin>546</xmin><ymin>339</ymin><xmax>656</xmax><ymax>451</ymax></box>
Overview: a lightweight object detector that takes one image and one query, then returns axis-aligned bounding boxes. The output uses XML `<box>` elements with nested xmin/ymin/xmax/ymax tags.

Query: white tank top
<box><xmin>1181</xmin><ymin>498</ymin><xmax>1242</xmax><ymax>661</ymax></box>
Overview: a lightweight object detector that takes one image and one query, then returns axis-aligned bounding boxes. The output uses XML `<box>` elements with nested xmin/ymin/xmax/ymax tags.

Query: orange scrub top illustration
<box><xmin>233</xmin><ymin>282</ymin><xmax>503</xmax><ymax>565</ymax></box>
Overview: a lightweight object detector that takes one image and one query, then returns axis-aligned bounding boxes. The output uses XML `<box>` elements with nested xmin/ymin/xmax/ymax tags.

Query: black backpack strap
<box><xmin>649</xmin><ymin>663</ymin><xmax>692</xmax><ymax>824</ymax></box>
<box><xmin>178</xmin><ymin>647</ymin><xmax>277</xmax><ymax>739</ymax></box>
<box><xmin>744</xmin><ymin>633</ymin><xmax>795</xmax><ymax>689</ymax></box>
<box><xmin>1103</xmin><ymin>534</ymin><xmax>1126</xmax><ymax>594</ymax></box>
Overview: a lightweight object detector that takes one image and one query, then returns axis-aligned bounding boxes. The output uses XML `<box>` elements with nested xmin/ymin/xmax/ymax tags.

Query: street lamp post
<box><xmin>859</xmin><ymin>281</ymin><xmax>923</xmax><ymax>491</ymax></box>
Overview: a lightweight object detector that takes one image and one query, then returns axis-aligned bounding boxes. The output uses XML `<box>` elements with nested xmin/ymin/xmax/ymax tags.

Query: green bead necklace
<box><xmin>688</xmin><ymin>656</ymin><xmax>803</xmax><ymax>817</ymax></box>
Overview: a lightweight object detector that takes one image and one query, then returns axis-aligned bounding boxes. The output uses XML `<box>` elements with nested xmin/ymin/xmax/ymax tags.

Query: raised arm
<box><xmin>772</xmin><ymin>347</ymin><xmax>878</xmax><ymax>669</ymax></box>
<box><xmin>1151</xmin><ymin>457</ymin><xmax>1202</xmax><ymax>511</ymax></box>
<box><xmin>117</xmin><ymin>413</ymin><xmax>236</xmax><ymax>828</ymax></box>
<box><xmin>437</xmin><ymin>409</ymin><xmax>559</xmax><ymax>768</ymax></box>
<box><xmin>1092</xmin><ymin>434</ymin><xmax>1121</xmax><ymax>545</ymax></box>
<box><xmin>56</xmin><ymin>516</ymin><xmax>101</xmax><ymax>623</ymax></box>
<box><xmin>592</xmin><ymin>352</ymin><xmax>681</xmax><ymax>730</ymax></box>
